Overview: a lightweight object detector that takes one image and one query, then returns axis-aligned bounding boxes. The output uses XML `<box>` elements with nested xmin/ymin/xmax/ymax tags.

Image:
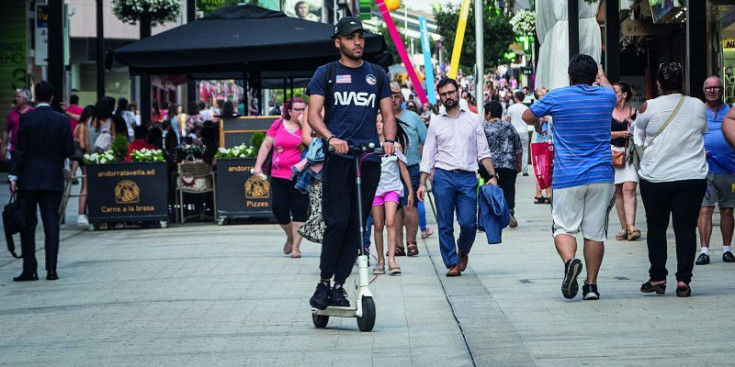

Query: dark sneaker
<box><xmin>582</xmin><ymin>283</ymin><xmax>599</xmax><ymax>300</ymax></box>
<box><xmin>309</xmin><ymin>282</ymin><xmax>330</xmax><ymax>310</ymax></box>
<box><xmin>723</xmin><ymin>251</ymin><xmax>735</xmax><ymax>263</ymax></box>
<box><xmin>329</xmin><ymin>284</ymin><xmax>350</xmax><ymax>307</ymax></box>
<box><xmin>695</xmin><ymin>253</ymin><xmax>710</xmax><ymax>265</ymax></box>
<box><xmin>561</xmin><ymin>258</ymin><xmax>583</xmax><ymax>299</ymax></box>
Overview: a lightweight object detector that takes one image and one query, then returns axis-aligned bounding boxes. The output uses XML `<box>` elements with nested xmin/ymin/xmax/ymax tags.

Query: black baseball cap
<box><xmin>332</xmin><ymin>16</ymin><xmax>365</xmax><ymax>38</ymax></box>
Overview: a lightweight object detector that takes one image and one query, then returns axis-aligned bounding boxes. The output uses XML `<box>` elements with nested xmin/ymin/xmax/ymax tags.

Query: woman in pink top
<box><xmin>253</xmin><ymin>98</ymin><xmax>309</xmax><ymax>258</ymax></box>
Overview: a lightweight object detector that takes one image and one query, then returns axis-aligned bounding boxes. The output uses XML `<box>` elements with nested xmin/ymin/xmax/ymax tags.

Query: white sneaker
<box><xmin>77</xmin><ymin>214</ymin><xmax>89</xmax><ymax>226</ymax></box>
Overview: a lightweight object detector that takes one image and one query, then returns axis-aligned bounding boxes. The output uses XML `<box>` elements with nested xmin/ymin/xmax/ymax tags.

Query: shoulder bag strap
<box><xmin>650</xmin><ymin>95</ymin><xmax>686</xmax><ymax>143</ymax></box>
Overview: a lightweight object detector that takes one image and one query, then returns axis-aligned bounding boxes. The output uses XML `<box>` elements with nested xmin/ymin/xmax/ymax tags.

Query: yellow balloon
<box><xmin>385</xmin><ymin>0</ymin><xmax>400</xmax><ymax>11</ymax></box>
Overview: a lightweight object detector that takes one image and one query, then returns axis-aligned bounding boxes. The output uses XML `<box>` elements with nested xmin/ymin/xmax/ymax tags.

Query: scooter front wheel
<box><xmin>312</xmin><ymin>314</ymin><xmax>329</xmax><ymax>328</ymax></box>
<box><xmin>356</xmin><ymin>297</ymin><xmax>375</xmax><ymax>332</ymax></box>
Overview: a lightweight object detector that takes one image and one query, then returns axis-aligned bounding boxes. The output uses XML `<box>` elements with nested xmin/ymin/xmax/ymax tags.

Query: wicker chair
<box><xmin>176</xmin><ymin>161</ymin><xmax>217</xmax><ymax>223</ymax></box>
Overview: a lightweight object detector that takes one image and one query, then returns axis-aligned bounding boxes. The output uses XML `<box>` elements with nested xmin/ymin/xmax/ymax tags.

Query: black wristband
<box><xmin>384</xmin><ymin>139</ymin><xmax>395</xmax><ymax>144</ymax></box>
<box><xmin>326</xmin><ymin>135</ymin><xmax>337</xmax><ymax>144</ymax></box>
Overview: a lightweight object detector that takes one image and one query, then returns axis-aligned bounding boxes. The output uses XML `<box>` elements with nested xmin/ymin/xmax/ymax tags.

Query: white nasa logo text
<box><xmin>333</xmin><ymin>91</ymin><xmax>376</xmax><ymax>107</ymax></box>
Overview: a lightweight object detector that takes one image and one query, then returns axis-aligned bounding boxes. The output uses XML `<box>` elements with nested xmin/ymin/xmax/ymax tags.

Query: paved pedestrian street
<box><xmin>1</xmin><ymin>175</ymin><xmax>734</xmax><ymax>367</ymax></box>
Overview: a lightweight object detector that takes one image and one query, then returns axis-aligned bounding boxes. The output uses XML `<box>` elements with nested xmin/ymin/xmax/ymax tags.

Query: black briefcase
<box><xmin>3</xmin><ymin>195</ymin><xmax>31</xmax><ymax>259</ymax></box>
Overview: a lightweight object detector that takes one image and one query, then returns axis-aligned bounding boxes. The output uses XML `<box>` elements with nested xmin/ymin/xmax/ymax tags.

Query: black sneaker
<box><xmin>582</xmin><ymin>283</ymin><xmax>599</xmax><ymax>300</ymax></box>
<box><xmin>309</xmin><ymin>281</ymin><xmax>330</xmax><ymax>310</ymax></box>
<box><xmin>695</xmin><ymin>253</ymin><xmax>710</xmax><ymax>265</ymax></box>
<box><xmin>561</xmin><ymin>258</ymin><xmax>583</xmax><ymax>299</ymax></box>
<box><xmin>723</xmin><ymin>251</ymin><xmax>735</xmax><ymax>263</ymax></box>
<box><xmin>329</xmin><ymin>284</ymin><xmax>350</xmax><ymax>307</ymax></box>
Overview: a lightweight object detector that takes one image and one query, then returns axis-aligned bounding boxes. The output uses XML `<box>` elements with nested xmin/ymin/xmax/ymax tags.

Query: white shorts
<box><xmin>551</xmin><ymin>182</ymin><xmax>615</xmax><ymax>242</ymax></box>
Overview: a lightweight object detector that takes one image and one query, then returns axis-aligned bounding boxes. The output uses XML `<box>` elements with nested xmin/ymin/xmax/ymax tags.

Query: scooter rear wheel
<box><xmin>312</xmin><ymin>314</ymin><xmax>329</xmax><ymax>328</ymax></box>
<box><xmin>357</xmin><ymin>297</ymin><xmax>375</xmax><ymax>332</ymax></box>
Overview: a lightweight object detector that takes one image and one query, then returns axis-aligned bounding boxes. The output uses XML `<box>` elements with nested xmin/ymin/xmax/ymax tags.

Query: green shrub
<box><xmin>110</xmin><ymin>134</ymin><xmax>129</xmax><ymax>162</ymax></box>
<box><xmin>250</xmin><ymin>132</ymin><xmax>265</xmax><ymax>152</ymax></box>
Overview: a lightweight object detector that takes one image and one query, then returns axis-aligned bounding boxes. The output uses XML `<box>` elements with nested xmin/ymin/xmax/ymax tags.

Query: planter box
<box><xmin>215</xmin><ymin>158</ymin><xmax>274</xmax><ymax>223</ymax></box>
<box><xmin>86</xmin><ymin>162</ymin><xmax>169</xmax><ymax>227</ymax></box>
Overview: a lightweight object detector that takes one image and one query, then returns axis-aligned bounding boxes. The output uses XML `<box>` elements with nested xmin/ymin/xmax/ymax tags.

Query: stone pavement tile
<box><xmin>0</xmin><ymin>211</ymin><xmax>474</xmax><ymax>367</ymax></box>
<box><xmin>458</xmin><ymin>175</ymin><xmax>735</xmax><ymax>367</ymax></box>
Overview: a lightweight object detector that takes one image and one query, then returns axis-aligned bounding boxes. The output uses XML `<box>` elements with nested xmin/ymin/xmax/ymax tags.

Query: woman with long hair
<box><xmin>635</xmin><ymin>62</ymin><xmax>708</xmax><ymax>297</ymax></box>
<box><xmin>76</xmin><ymin>105</ymin><xmax>96</xmax><ymax>226</ymax></box>
<box><xmin>252</xmin><ymin>98</ymin><xmax>309</xmax><ymax>258</ymax></box>
<box><xmin>611</xmin><ymin>81</ymin><xmax>641</xmax><ymax>241</ymax></box>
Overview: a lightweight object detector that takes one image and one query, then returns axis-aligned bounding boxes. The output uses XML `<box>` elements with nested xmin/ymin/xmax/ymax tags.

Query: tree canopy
<box><xmin>433</xmin><ymin>1</ymin><xmax>517</xmax><ymax>71</ymax></box>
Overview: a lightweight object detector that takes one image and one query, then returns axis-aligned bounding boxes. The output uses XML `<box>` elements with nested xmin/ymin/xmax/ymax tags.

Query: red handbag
<box><xmin>531</xmin><ymin>142</ymin><xmax>554</xmax><ymax>190</ymax></box>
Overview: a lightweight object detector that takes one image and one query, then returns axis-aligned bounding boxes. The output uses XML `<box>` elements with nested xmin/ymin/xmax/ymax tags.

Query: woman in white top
<box><xmin>634</xmin><ymin>62</ymin><xmax>707</xmax><ymax>298</ymax></box>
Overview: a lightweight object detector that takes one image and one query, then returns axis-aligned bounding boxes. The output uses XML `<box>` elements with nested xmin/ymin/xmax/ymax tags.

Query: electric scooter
<box><xmin>311</xmin><ymin>143</ymin><xmax>383</xmax><ymax>332</ymax></box>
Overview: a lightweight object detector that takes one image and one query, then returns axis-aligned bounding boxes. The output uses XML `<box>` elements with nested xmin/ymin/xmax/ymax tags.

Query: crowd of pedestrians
<box><xmin>228</xmin><ymin>22</ymin><xmax>730</xmax><ymax>304</ymax></box>
<box><xmin>8</xmin><ymin>15</ymin><xmax>735</xmax><ymax>307</ymax></box>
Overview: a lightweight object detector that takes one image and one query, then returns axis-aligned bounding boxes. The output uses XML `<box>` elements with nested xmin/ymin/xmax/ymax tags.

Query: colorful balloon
<box><xmin>385</xmin><ymin>0</ymin><xmax>400</xmax><ymax>11</ymax></box>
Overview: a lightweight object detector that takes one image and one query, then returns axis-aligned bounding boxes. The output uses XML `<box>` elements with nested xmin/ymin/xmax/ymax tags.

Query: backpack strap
<box><xmin>370</xmin><ymin>62</ymin><xmax>386</xmax><ymax>102</ymax></box>
<box><xmin>324</xmin><ymin>61</ymin><xmax>338</xmax><ymax>125</ymax></box>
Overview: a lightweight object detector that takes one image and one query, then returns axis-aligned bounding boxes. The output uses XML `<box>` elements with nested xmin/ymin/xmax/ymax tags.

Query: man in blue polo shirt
<box><xmin>523</xmin><ymin>54</ymin><xmax>617</xmax><ymax>300</ymax></box>
<box><xmin>696</xmin><ymin>76</ymin><xmax>735</xmax><ymax>265</ymax></box>
<box><xmin>305</xmin><ymin>16</ymin><xmax>395</xmax><ymax>310</ymax></box>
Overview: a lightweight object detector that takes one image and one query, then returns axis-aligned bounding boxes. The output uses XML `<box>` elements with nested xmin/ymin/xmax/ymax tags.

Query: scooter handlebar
<box><xmin>327</xmin><ymin>143</ymin><xmax>384</xmax><ymax>156</ymax></box>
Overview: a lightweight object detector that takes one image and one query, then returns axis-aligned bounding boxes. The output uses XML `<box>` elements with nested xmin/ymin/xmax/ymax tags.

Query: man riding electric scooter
<box><xmin>306</xmin><ymin>16</ymin><xmax>396</xmax><ymax>310</ymax></box>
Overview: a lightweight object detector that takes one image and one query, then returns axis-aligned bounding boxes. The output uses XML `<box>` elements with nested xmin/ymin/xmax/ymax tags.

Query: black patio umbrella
<box><xmin>113</xmin><ymin>4</ymin><xmax>393</xmax><ymax>77</ymax></box>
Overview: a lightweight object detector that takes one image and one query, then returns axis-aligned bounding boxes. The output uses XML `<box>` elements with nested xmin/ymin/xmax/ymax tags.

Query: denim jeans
<box><xmin>418</xmin><ymin>201</ymin><xmax>427</xmax><ymax>231</ymax></box>
<box><xmin>433</xmin><ymin>169</ymin><xmax>478</xmax><ymax>268</ymax></box>
<box><xmin>363</xmin><ymin>213</ymin><xmax>373</xmax><ymax>247</ymax></box>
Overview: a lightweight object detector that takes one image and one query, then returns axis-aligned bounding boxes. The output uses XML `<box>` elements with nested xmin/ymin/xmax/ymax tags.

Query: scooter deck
<box><xmin>311</xmin><ymin>306</ymin><xmax>357</xmax><ymax>318</ymax></box>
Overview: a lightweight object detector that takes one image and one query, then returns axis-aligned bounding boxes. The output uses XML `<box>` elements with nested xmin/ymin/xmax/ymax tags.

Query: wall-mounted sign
<box><xmin>35</xmin><ymin>4</ymin><xmax>48</xmax><ymax>66</ymax></box>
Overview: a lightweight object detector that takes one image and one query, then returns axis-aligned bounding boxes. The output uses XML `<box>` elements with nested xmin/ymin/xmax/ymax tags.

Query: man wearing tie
<box><xmin>10</xmin><ymin>81</ymin><xmax>74</xmax><ymax>282</ymax></box>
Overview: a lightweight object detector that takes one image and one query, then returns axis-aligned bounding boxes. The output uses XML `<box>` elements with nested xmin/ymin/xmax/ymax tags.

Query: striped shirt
<box><xmin>529</xmin><ymin>85</ymin><xmax>616</xmax><ymax>189</ymax></box>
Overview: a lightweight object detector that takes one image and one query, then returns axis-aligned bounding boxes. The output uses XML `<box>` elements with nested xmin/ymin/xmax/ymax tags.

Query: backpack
<box><xmin>324</xmin><ymin>61</ymin><xmax>387</xmax><ymax>123</ymax></box>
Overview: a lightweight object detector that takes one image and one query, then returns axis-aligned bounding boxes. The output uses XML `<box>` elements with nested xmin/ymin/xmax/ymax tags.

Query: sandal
<box><xmin>407</xmin><ymin>241</ymin><xmax>419</xmax><ymax>256</ymax></box>
<box><xmin>627</xmin><ymin>229</ymin><xmax>642</xmax><ymax>241</ymax></box>
<box><xmin>615</xmin><ymin>229</ymin><xmax>627</xmax><ymax>241</ymax></box>
<box><xmin>421</xmin><ymin>227</ymin><xmax>435</xmax><ymax>239</ymax></box>
<box><xmin>388</xmin><ymin>260</ymin><xmax>402</xmax><ymax>275</ymax></box>
<box><xmin>388</xmin><ymin>246</ymin><xmax>406</xmax><ymax>257</ymax></box>
<box><xmin>283</xmin><ymin>241</ymin><xmax>292</xmax><ymax>255</ymax></box>
<box><xmin>373</xmin><ymin>262</ymin><xmax>385</xmax><ymax>275</ymax></box>
<box><xmin>290</xmin><ymin>250</ymin><xmax>301</xmax><ymax>258</ymax></box>
<box><xmin>534</xmin><ymin>196</ymin><xmax>543</xmax><ymax>204</ymax></box>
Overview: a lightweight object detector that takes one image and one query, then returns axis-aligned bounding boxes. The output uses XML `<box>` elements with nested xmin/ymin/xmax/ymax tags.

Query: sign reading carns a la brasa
<box><xmin>86</xmin><ymin>162</ymin><xmax>169</xmax><ymax>223</ymax></box>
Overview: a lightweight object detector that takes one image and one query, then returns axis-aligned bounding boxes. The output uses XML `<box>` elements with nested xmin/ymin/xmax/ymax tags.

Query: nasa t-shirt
<box><xmin>306</xmin><ymin>61</ymin><xmax>391</xmax><ymax>151</ymax></box>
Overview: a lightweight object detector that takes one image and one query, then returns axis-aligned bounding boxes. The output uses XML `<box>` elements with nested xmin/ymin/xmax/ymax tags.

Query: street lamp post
<box><xmin>96</xmin><ymin>0</ymin><xmax>105</xmax><ymax>100</ymax></box>
<box><xmin>475</xmin><ymin>0</ymin><xmax>483</xmax><ymax>116</ymax></box>
<box><xmin>49</xmin><ymin>0</ymin><xmax>64</xmax><ymax>111</ymax></box>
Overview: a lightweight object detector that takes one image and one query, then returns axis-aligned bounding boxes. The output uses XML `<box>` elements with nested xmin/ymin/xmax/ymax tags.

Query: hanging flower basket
<box><xmin>112</xmin><ymin>0</ymin><xmax>181</xmax><ymax>27</ymax></box>
<box><xmin>510</xmin><ymin>10</ymin><xmax>536</xmax><ymax>37</ymax></box>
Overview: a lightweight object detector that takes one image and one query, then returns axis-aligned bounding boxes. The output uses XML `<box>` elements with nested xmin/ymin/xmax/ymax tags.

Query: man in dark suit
<box><xmin>9</xmin><ymin>81</ymin><xmax>74</xmax><ymax>281</ymax></box>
